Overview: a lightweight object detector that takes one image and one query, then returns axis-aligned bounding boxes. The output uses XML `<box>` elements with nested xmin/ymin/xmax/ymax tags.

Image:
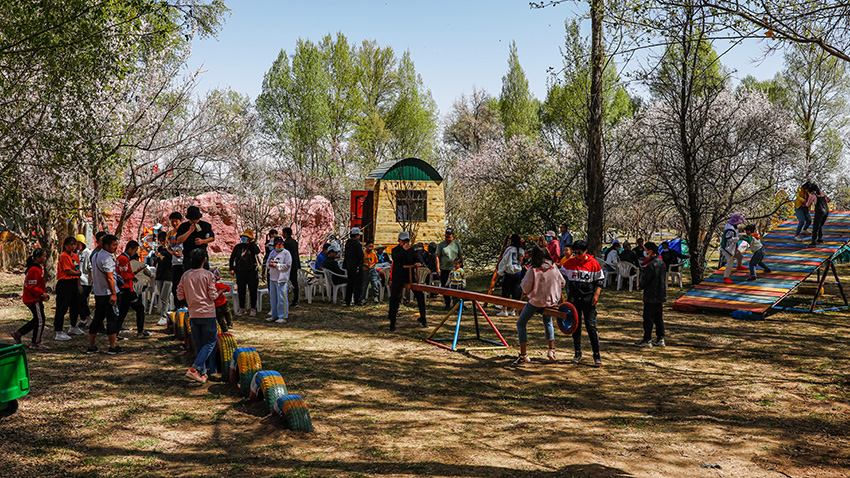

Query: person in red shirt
<box><xmin>116</xmin><ymin>241</ymin><xmax>151</xmax><ymax>337</ymax></box>
<box><xmin>11</xmin><ymin>249</ymin><xmax>50</xmax><ymax>350</ymax></box>
<box><xmin>211</xmin><ymin>268</ymin><xmax>232</xmax><ymax>332</ymax></box>
<box><xmin>53</xmin><ymin>236</ymin><xmax>83</xmax><ymax>341</ymax></box>
<box><xmin>560</xmin><ymin>240</ymin><xmax>604</xmax><ymax>366</ymax></box>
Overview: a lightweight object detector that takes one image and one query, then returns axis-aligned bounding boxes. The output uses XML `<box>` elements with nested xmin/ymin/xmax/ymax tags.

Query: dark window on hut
<box><xmin>395</xmin><ymin>190</ymin><xmax>427</xmax><ymax>222</ymax></box>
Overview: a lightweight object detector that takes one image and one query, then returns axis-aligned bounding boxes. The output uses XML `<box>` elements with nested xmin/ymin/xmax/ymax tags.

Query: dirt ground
<box><xmin>0</xmin><ymin>267</ymin><xmax>848</xmax><ymax>478</ymax></box>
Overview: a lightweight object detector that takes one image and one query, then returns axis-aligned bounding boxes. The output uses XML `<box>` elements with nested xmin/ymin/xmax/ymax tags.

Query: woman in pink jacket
<box><xmin>177</xmin><ymin>249</ymin><xmax>219</xmax><ymax>383</ymax></box>
<box><xmin>512</xmin><ymin>245</ymin><xmax>566</xmax><ymax>365</ymax></box>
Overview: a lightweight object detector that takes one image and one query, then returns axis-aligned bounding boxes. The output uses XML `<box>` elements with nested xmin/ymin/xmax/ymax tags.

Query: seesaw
<box><xmin>405</xmin><ymin>283</ymin><xmax>578</xmax><ymax>352</ymax></box>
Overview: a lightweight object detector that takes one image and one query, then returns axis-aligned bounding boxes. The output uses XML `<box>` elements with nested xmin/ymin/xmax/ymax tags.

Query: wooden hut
<box><xmin>352</xmin><ymin>158</ymin><xmax>446</xmax><ymax>247</ymax></box>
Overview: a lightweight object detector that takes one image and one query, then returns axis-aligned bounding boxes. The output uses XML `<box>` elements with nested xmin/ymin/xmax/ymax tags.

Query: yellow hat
<box><xmin>75</xmin><ymin>234</ymin><xmax>86</xmax><ymax>246</ymax></box>
<box><xmin>241</xmin><ymin>229</ymin><xmax>255</xmax><ymax>241</ymax></box>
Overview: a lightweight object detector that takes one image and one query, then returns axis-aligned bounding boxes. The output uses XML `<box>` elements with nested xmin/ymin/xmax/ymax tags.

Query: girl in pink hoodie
<box><xmin>512</xmin><ymin>246</ymin><xmax>566</xmax><ymax>365</ymax></box>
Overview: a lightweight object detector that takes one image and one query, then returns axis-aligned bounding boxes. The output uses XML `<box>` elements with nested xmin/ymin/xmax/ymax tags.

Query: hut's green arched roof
<box><xmin>367</xmin><ymin>157</ymin><xmax>442</xmax><ymax>182</ymax></box>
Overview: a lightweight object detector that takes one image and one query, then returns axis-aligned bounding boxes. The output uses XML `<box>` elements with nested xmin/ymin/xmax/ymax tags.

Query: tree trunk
<box><xmin>586</xmin><ymin>0</ymin><xmax>605</xmax><ymax>256</ymax></box>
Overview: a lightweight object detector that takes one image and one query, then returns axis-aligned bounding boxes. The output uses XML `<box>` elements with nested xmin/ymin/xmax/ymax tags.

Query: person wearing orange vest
<box><xmin>53</xmin><ymin>236</ymin><xmax>82</xmax><ymax>341</ymax></box>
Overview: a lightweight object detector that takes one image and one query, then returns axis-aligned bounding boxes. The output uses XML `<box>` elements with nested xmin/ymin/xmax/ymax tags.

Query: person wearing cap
<box><xmin>435</xmin><ymin>228</ymin><xmax>463</xmax><ymax>309</ymax></box>
<box><xmin>544</xmin><ymin>230</ymin><xmax>561</xmax><ymax>262</ymax></box>
<box><xmin>387</xmin><ymin>231</ymin><xmax>427</xmax><ymax>331</ymax></box>
<box><xmin>561</xmin><ymin>240</ymin><xmax>604</xmax><ymax>366</ymax></box>
<box><xmin>175</xmin><ymin>205</ymin><xmax>215</xmax><ymax>270</ymax></box>
<box><xmin>281</xmin><ymin>227</ymin><xmax>301</xmax><ymax>307</ymax></box>
<box><xmin>229</xmin><ymin>229</ymin><xmax>261</xmax><ymax>317</ymax></box>
<box><xmin>322</xmin><ymin>245</ymin><xmax>347</xmax><ymax>285</ymax></box>
<box><xmin>76</xmin><ymin>233</ymin><xmax>93</xmax><ymax>328</ymax></box>
<box><xmin>720</xmin><ymin>213</ymin><xmax>747</xmax><ymax>284</ymax></box>
<box><xmin>343</xmin><ymin>227</ymin><xmax>365</xmax><ymax>306</ymax></box>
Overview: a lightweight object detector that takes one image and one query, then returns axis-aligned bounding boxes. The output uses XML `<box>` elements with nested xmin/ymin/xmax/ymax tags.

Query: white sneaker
<box><xmin>249</xmin><ymin>309</ymin><xmax>257</xmax><ymax>317</ymax></box>
<box><xmin>233</xmin><ymin>308</ymin><xmax>242</xmax><ymax>315</ymax></box>
<box><xmin>265</xmin><ymin>316</ymin><xmax>276</xmax><ymax>322</ymax></box>
<box><xmin>509</xmin><ymin>309</ymin><xmax>517</xmax><ymax>317</ymax></box>
<box><xmin>67</xmin><ymin>326</ymin><xmax>84</xmax><ymax>336</ymax></box>
<box><xmin>496</xmin><ymin>310</ymin><xmax>509</xmax><ymax>317</ymax></box>
<box><xmin>275</xmin><ymin>318</ymin><xmax>287</xmax><ymax>324</ymax></box>
<box><xmin>267</xmin><ymin>312</ymin><xmax>273</xmax><ymax>318</ymax></box>
<box><xmin>156</xmin><ymin>317</ymin><xmax>167</xmax><ymax>326</ymax></box>
<box><xmin>793</xmin><ymin>235</ymin><xmax>803</xmax><ymax>242</ymax></box>
<box><xmin>54</xmin><ymin>331</ymin><xmax>72</xmax><ymax>341</ymax></box>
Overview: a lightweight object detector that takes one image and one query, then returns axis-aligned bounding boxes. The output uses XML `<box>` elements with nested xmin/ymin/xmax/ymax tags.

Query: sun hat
<box><xmin>729</xmin><ymin>213</ymin><xmax>745</xmax><ymax>225</ymax></box>
<box><xmin>545</xmin><ymin>230</ymin><xmax>557</xmax><ymax>238</ymax></box>
<box><xmin>74</xmin><ymin>234</ymin><xmax>86</xmax><ymax>246</ymax></box>
<box><xmin>186</xmin><ymin>206</ymin><xmax>202</xmax><ymax>220</ymax></box>
<box><xmin>350</xmin><ymin>227</ymin><xmax>361</xmax><ymax>236</ymax></box>
<box><xmin>241</xmin><ymin>229</ymin><xmax>255</xmax><ymax>241</ymax></box>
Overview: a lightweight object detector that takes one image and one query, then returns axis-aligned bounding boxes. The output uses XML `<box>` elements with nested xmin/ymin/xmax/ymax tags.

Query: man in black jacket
<box><xmin>281</xmin><ymin>228</ymin><xmax>301</xmax><ymax>307</ymax></box>
<box><xmin>387</xmin><ymin>232</ymin><xmax>427</xmax><ymax>332</ymax></box>
<box><xmin>229</xmin><ymin>229</ymin><xmax>261</xmax><ymax>317</ymax></box>
<box><xmin>343</xmin><ymin>227</ymin><xmax>365</xmax><ymax>306</ymax></box>
<box><xmin>636</xmin><ymin>242</ymin><xmax>667</xmax><ymax>348</ymax></box>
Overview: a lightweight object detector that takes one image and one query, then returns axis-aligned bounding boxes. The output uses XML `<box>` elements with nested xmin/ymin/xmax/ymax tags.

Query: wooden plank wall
<box><xmin>371</xmin><ymin>179</ymin><xmax>446</xmax><ymax>247</ymax></box>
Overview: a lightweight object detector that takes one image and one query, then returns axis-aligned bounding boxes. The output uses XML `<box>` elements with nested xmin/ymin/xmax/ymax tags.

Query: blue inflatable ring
<box><xmin>556</xmin><ymin>302</ymin><xmax>579</xmax><ymax>335</ymax></box>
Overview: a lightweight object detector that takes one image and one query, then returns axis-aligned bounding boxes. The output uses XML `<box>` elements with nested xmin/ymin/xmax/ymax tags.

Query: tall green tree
<box><xmin>499</xmin><ymin>41</ymin><xmax>539</xmax><ymax>140</ymax></box>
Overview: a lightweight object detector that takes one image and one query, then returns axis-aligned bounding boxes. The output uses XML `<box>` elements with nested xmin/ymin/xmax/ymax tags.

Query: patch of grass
<box><xmin>163</xmin><ymin>410</ymin><xmax>196</xmax><ymax>424</ymax></box>
<box><xmin>132</xmin><ymin>439</ymin><xmax>160</xmax><ymax>448</ymax></box>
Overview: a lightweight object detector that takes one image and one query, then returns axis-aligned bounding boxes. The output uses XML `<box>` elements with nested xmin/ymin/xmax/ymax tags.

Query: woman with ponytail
<box><xmin>11</xmin><ymin>249</ymin><xmax>50</xmax><ymax>350</ymax></box>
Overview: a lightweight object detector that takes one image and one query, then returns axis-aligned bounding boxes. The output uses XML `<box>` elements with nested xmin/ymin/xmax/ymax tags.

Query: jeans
<box><xmin>190</xmin><ymin>317</ymin><xmax>217</xmax><ymax>374</ymax></box>
<box><xmin>571</xmin><ymin>301</ymin><xmax>600</xmax><ymax>358</ymax></box>
<box><xmin>795</xmin><ymin>207</ymin><xmax>812</xmax><ymax>235</ymax></box>
<box><xmin>515</xmin><ymin>303</ymin><xmax>554</xmax><ymax>343</ymax></box>
<box><xmin>642</xmin><ymin>302</ymin><xmax>664</xmax><ymax>341</ymax></box>
<box><xmin>235</xmin><ymin>268</ymin><xmax>258</xmax><ymax>310</ymax></box>
<box><xmin>362</xmin><ymin>268</ymin><xmax>381</xmax><ymax>300</ymax></box>
<box><xmin>155</xmin><ymin>279</ymin><xmax>172</xmax><ymax>316</ymax></box>
<box><xmin>749</xmin><ymin>248</ymin><xmax>769</xmax><ymax>278</ymax></box>
<box><xmin>54</xmin><ymin>278</ymin><xmax>79</xmax><ymax>331</ymax></box>
<box><xmin>269</xmin><ymin>280</ymin><xmax>289</xmax><ymax>320</ymax></box>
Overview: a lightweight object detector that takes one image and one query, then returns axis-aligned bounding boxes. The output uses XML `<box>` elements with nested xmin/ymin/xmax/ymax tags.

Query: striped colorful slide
<box><xmin>673</xmin><ymin>211</ymin><xmax>850</xmax><ymax>315</ymax></box>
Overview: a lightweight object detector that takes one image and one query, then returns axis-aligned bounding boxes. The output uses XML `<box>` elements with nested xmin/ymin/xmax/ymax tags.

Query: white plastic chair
<box><xmin>310</xmin><ymin>265</ymin><xmax>328</xmax><ymax>301</ymax></box>
<box><xmin>256</xmin><ymin>287</ymin><xmax>269</xmax><ymax>312</ymax></box>
<box><xmin>147</xmin><ymin>285</ymin><xmax>160</xmax><ymax>314</ymax></box>
<box><xmin>667</xmin><ymin>261</ymin><xmax>685</xmax><ymax>287</ymax></box>
<box><xmin>616</xmin><ymin>262</ymin><xmax>640</xmax><ymax>291</ymax></box>
<box><xmin>298</xmin><ymin>269</ymin><xmax>318</xmax><ymax>304</ymax></box>
<box><xmin>602</xmin><ymin>260</ymin><xmax>618</xmax><ymax>287</ymax></box>
<box><xmin>322</xmin><ymin>268</ymin><xmax>347</xmax><ymax>303</ymax></box>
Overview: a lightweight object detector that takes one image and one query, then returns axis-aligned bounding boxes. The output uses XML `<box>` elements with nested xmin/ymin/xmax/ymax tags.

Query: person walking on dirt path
<box><xmin>435</xmin><ymin>228</ymin><xmax>463</xmax><ymax>310</ymax></box>
<box><xmin>76</xmin><ymin>234</ymin><xmax>93</xmax><ymax>329</ymax></box>
<box><xmin>634</xmin><ymin>242</ymin><xmax>666</xmax><ymax>348</ymax></box>
<box><xmin>281</xmin><ymin>227</ymin><xmax>301</xmax><ymax>308</ymax></box>
<box><xmin>387</xmin><ymin>232</ymin><xmax>427</xmax><ymax>332</ymax></box>
<box><xmin>561</xmin><ymin>240</ymin><xmax>604</xmax><ymax>367</ymax></box>
<box><xmin>87</xmin><ymin>235</ymin><xmax>124</xmax><ymax>355</ymax></box>
<box><xmin>11</xmin><ymin>249</ymin><xmax>50</xmax><ymax>350</ymax></box>
<box><xmin>53</xmin><ymin>236</ymin><xmax>82</xmax><ymax>341</ymax></box>
<box><xmin>512</xmin><ymin>245</ymin><xmax>565</xmax><ymax>365</ymax></box>
<box><xmin>178</xmin><ymin>249</ymin><xmax>219</xmax><ymax>383</ymax></box>
<box><xmin>229</xmin><ymin>229</ymin><xmax>261</xmax><ymax>317</ymax></box>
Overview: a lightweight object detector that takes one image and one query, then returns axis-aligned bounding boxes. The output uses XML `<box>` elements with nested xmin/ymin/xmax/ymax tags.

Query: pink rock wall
<box><xmin>103</xmin><ymin>192</ymin><xmax>335</xmax><ymax>257</ymax></box>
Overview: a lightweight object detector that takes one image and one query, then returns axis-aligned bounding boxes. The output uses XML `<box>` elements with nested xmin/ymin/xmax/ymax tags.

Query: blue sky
<box><xmin>188</xmin><ymin>0</ymin><xmax>785</xmax><ymax>119</ymax></box>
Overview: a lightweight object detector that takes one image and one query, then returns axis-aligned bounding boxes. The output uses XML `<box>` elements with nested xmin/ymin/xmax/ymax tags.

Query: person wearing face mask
<box><xmin>544</xmin><ymin>230</ymin><xmax>561</xmax><ymax>263</ymax></box>
<box><xmin>265</xmin><ymin>237</ymin><xmax>292</xmax><ymax>324</ymax></box>
<box><xmin>116</xmin><ymin>241</ymin><xmax>151</xmax><ymax>338</ymax></box>
<box><xmin>229</xmin><ymin>229</ymin><xmax>261</xmax><ymax>317</ymax></box>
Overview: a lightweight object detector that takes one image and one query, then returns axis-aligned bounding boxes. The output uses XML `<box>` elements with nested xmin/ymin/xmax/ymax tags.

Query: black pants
<box><xmin>811</xmin><ymin>210</ymin><xmax>829</xmax><ymax>243</ymax></box>
<box><xmin>235</xmin><ymin>268</ymin><xmax>258</xmax><ymax>310</ymax></box>
<box><xmin>118</xmin><ymin>289</ymin><xmax>145</xmax><ymax>333</ymax></box>
<box><xmin>290</xmin><ymin>268</ymin><xmax>300</xmax><ymax>305</ymax></box>
<box><xmin>18</xmin><ymin>302</ymin><xmax>46</xmax><ymax>344</ymax></box>
<box><xmin>215</xmin><ymin>303</ymin><xmax>231</xmax><ymax>332</ymax></box>
<box><xmin>571</xmin><ymin>301</ymin><xmax>601</xmax><ymax>358</ymax></box>
<box><xmin>171</xmin><ymin>264</ymin><xmax>186</xmax><ymax>308</ymax></box>
<box><xmin>388</xmin><ymin>281</ymin><xmax>426</xmax><ymax>328</ymax></box>
<box><xmin>54</xmin><ymin>278</ymin><xmax>79</xmax><ymax>331</ymax></box>
<box><xmin>440</xmin><ymin>270</ymin><xmax>452</xmax><ymax>307</ymax></box>
<box><xmin>91</xmin><ymin>295</ymin><xmax>119</xmax><ymax>335</ymax></box>
<box><xmin>345</xmin><ymin>267</ymin><xmax>363</xmax><ymax>305</ymax></box>
<box><xmin>78</xmin><ymin>284</ymin><xmax>92</xmax><ymax>319</ymax></box>
<box><xmin>642</xmin><ymin>302</ymin><xmax>665</xmax><ymax>341</ymax></box>
<box><xmin>501</xmin><ymin>273</ymin><xmax>522</xmax><ymax>301</ymax></box>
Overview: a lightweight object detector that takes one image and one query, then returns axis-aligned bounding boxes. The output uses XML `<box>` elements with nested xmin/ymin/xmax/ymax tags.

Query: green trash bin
<box><xmin>0</xmin><ymin>342</ymin><xmax>30</xmax><ymax>417</ymax></box>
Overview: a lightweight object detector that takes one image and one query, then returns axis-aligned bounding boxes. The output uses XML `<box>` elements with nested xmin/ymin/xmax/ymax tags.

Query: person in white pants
<box><xmin>266</xmin><ymin>237</ymin><xmax>292</xmax><ymax>324</ymax></box>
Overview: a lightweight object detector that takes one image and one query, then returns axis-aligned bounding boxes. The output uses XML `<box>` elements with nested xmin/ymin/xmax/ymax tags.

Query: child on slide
<box><xmin>741</xmin><ymin>225</ymin><xmax>772</xmax><ymax>281</ymax></box>
<box><xmin>720</xmin><ymin>213</ymin><xmax>747</xmax><ymax>284</ymax></box>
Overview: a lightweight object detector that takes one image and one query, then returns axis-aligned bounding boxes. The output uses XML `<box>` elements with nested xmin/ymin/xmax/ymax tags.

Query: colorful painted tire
<box><xmin>167</xmin><ymin>311</ymin><xmax>176</xmax><ymax>333</ymax></box>
<box><xmin>176</xmin><ymin>313</ymin><xmax>185</xmax><ymax>340</ymax></box>
<box><xmin>184</xmin><ymin>318</ymin><xmax>193</xmax><ymax>352</ymax></box>
<box><xmin>556</xmin><ymin>302</ymin><xmax>580</xmax><ymax>335</ymax></box>
<box><xmin>249</xmin><ymin>371</ymin><xmax>282</xmax><ymax>401</ymax></box>
<box><xmin>229</xmin><ymin>347</ymin><xmax>257</xmax><ymax>385</ymax></box>
<box><xmin>215</xmin><ymin>333</ymin><xmax>238</xmax><ymax>373</ymax></box>
<box><xmin>265</xmin><ymin>384</ymin><xmax>288</xmax><ymax>412</ymax></box>
<box><xmin>274</xmin><ymin>394</ymin><xmax>313</xmax><ymax>432</ymax></box>
<box><xmin>237</xmin><ymin>351</ymin><xmax>262</xmax><ymax>397</ymax></box>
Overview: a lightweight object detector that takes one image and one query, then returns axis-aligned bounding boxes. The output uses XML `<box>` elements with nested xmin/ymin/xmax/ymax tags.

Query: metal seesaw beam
<box><xmin>405</xmin><ymin>283</ymin><xmax>567</xmax><ymax>320</ymax></box>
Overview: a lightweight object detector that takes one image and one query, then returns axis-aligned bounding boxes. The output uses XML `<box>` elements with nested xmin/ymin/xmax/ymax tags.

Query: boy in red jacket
<box><xmin>211</xmin><ymin>268</ymin><xmax>232</xmax><ymax>332</ymax></box>
<box><xmin>12</xmin><ymin>249</ymin><xmax>50</xmax><ymax>350</ymax></box>
<box><xmin>116</xmin><ymin>241</ymin><xmax>151</xmax><ymax>337</ymax></box>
